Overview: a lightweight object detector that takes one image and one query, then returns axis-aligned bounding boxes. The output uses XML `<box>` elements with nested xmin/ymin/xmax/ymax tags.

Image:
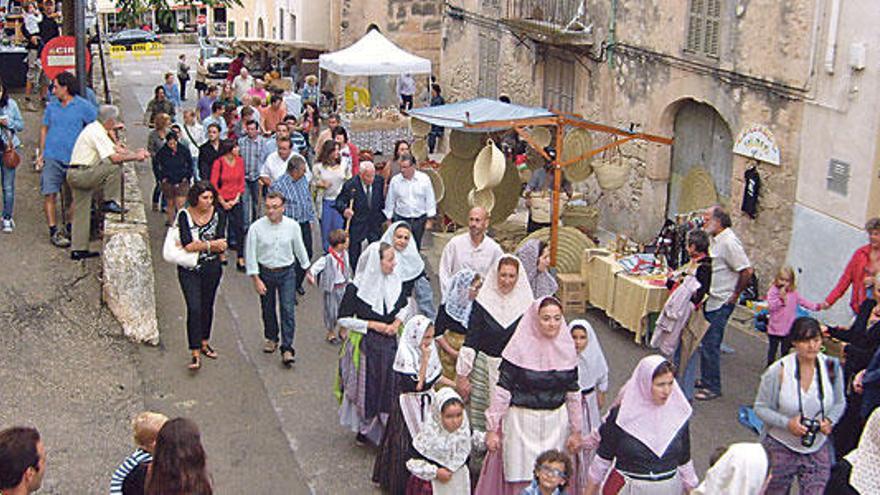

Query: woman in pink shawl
<box><xmin>476</xmin><ymin>296</ymin><xmax>583</xmax><ymax>495</ymax></box>
<box><xmin>584</xmin><ymin>355</ymin><xmax>698</xmax><ymax>495</ymax></box>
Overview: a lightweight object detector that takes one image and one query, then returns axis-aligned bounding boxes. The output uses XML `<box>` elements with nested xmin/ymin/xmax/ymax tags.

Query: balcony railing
<box><xmin>507</xmin><ymin>0</ymin><xmax>584</xmax><ymax>28</ymax></box>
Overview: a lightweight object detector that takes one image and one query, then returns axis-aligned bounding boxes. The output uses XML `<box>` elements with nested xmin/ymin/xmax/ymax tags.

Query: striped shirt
<box><xmin>238</xmin><ymin>134</ymin><xmax>268</xmax><ymax>181</ymax></box>
<box><xmin>109</xmin><ymin>448</ymin><xmax>152</xmax><ymax>495</ymax></box>
<box><xmin>269</xmin><ymin>173</ymin><xmax>316</xmax><ymax>223</ymax></box>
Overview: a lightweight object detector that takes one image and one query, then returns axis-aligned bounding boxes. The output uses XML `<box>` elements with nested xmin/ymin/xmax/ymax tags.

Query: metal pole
<box><xmin>74</xmin><ymin>0</ymin><xmax>87</xmax><ymax>96</ymax></box>
<box><xmin>96</xmin><ymin>15</ymin><xmax>111</xmax><ymax>104</ymax></box>
<box><xmin>550</xmin><ymin>118</ymin><xmax>563</xmax><ymax>268</ymax></box>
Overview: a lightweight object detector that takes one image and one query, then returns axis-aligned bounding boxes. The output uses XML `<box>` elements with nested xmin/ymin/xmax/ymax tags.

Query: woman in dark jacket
<box><xmin>156</xmin><ymin>132</ymin><xmax>193</xmax><ymax>227</ymax></box>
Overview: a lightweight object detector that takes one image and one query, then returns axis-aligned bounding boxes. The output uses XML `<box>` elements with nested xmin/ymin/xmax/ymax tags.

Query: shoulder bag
<box><xmin>163</xmin><ymin>209</ymin><xmax>199</xmax><ymax>268</ymax></box>
<box><xmin>2</xmin><ymin>128</ymin><xmax>20</xmax><ymax>169</ymax></box>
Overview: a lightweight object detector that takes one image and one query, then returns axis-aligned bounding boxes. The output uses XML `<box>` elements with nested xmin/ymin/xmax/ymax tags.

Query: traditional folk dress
<box><xmin>381</xmin><ymin>221</ymin><xmax>436</xmax><ymax>318</ymax></box>
<box><xmin>570</xmin><ymin>319</ymin><xmax>610</xmax><ymax>490</ymax></box>
<box><xmin>435</xmin><ymin>268</ymin><xmax>478</xmax><ymax>382</ymax></box>
<box><xmin>309</xmin><ymin>248</ymin><xmax>352</xmax><ymax>333</ymax></box>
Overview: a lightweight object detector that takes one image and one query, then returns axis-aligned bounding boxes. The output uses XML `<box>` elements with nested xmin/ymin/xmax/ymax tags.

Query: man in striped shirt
<box><xmin>269</xmin><ymin>153</ymin><xmax>316</xmax><ymax>296</ymax></box>
<box><xmin>109</xmin><ymin>412</ymin><xmax>167</xmax><ymax>494</ymax></box>
<box><xmin>238</xmin><ymin>119</ymin><xmax>268</xmax><ymax>226</ymax></box>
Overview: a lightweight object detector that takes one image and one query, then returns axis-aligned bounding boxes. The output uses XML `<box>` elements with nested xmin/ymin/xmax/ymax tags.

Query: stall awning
<box><xmin>408</xmin><ymin>98</ymin><xmax>554</xmax><ymax>132</ymax></box>
<box><xmin>318</xmin><ymin>29</ymin><xmax>431</xmax><ymax>76</ymax></box>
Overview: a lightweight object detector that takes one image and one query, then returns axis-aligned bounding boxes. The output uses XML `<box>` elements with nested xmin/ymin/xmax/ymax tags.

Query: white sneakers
<box><xmin>1</xmin><ymin>219</ymin><xmax>13</xmax><ymax>233</ymax></box>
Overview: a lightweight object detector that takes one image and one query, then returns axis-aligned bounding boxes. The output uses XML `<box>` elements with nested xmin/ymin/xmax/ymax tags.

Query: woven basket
<box><xmin>528</xmin><ymin>126</ymin><xmax>553</xmax><ymax>148</ymax></box>
<box><xmin>678</xmin><ymin>167</ymin><xmax>717</xmax><ymax>214</ymax></box>
<box><xmin>562</xmin><ymin>128</ymin><xmax>594</xmax><ymax>183</ymax></box>
<box><xmin>423</xmin><ymin>167</ymin><xmax>445</xmax><ymax>204</ymax></box>
<box><xmin>468</xmin><ymin>188</ymin><xmax>496</xmax><ymax>212</ymax></box>
<box><xmin>525</xmin><ymin>146</ymin><xmax>546</xmax><ymax>170</ymax></box>
<box><xmin>411</xmin><ymin>138</ymin><xmax>429</xmax><ymax>162</ymax></box>
<box><xmin>438</xmin><ymin>154</ymin><xmax>475</xmax><ymax>226</ymax></box>
<box><xmin>410</xmin><ymin>117</ymin><xmax>431</xmax><ymax>138</ymax></box>
<box><xmin>489</xmin><ymin>161</ymin><xmax>523</xmax><ymax>226</ymax></box>
<box><xmin>449</xmin><ymin>130</ymin><xmax>485</xmax><ymax>159</ymax></box>
<box><xmin>473</xmin><ymin>139</ymin><xmax>506</xmax><ymax>190</ymax></box>
<box><xmin>561</xmin><ymin>204</ymin><xmax>600</xmax><ymax>232</ymax></box>
<box><xmin>517</xmin><ymin>227</ymin><xmax>596</xmax><ymax>274</ymax></box>
<box><xmin>593</xmin><ymin>155</ymin><xmax>630</xmax><ymax>190</ymax></box>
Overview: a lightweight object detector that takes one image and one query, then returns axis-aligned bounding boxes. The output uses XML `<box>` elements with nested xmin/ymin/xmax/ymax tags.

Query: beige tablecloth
<box><xmin>584</xmin><ymin>253</ymin><xmax>669</xmax><ymax>343</ymax></box>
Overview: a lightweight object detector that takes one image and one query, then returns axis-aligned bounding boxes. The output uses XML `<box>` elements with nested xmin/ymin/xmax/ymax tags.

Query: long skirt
<box><xmin>373</xmin><ymin>389</ymin><xmax>433</xmax><ymax>494</ymax></box>
<box><xmin>438</xmin><ymin>331</ymin><xmax>466</xmax><ymax>384</ymax></box>
<box><xmin>321</xmin><ymin>198</ymin><xmax>345</xmax><ymax>252</ymax></box>
<box><xmin>469</xmin><ymin>352</ymin><xmax>501</xmax><ymax>432</ymax></box>
<box><xmin>337</xmin><ymin>333</ymin><xmax>384</xmax><ymax>445</ymax></box>
<box><xmin>322</xmin><ymin>285</ymin><xmax>346</xmax><ymax>332</ymax></box>
<box><xmin>364</xmin><ymin>330</ymin><xmax>398</xmax><ymax>420</ymax></box>
<box><xmin>575</xmin><ymin>390</ymin><xmax>602</xmax><ymax>490</ymax></box>
<box><xmin>602</xmin><ymin>470</ymin><xmax>682</xmax><ymax>495</ymax></box>
<box><xmin>405</xmin><ymin>466</ymin><xmax>471</xmax><ymax>495</ymax></box>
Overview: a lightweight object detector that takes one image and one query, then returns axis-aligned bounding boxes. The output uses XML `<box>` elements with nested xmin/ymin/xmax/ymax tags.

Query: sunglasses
<box><xmin>539</xmin><ymin>465</ymin><xmax>567</xmax><ymax>479</ymax></box>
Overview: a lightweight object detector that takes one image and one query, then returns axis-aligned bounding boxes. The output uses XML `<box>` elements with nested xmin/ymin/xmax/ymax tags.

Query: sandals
<box><xmin>188</xmin><ymin>355</ymin><xmax>201</xmax><ymax>370</ymax></box>
<box><xmin>326</xmin><ymin>333</ymin><xmax>339</xmax><ymax>344</ymax></box>
<box><xmin>201</xmin><ymin>344</ymin><xmax>219</xmax><ymax>359</ymax></box>
<box><xmin>694</xmin><ymin>389</ymin><xmax>721</xmax><ymax>401</ymax></box>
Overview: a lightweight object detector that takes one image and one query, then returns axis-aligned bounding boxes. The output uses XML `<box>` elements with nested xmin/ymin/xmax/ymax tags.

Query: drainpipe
<box><xmin>607</xmin><ymin>0</ymin><xmax>618</xmax><ymax>69</ymax></box>
<box><xmin>824</xmin><ymin>0</ymin><xmax>841</xmax><ymax>74</ymax></box>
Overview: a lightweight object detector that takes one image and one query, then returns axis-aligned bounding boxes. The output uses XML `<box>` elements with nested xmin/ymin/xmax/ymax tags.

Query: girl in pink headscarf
<box><xmin>584</xmin><ymin>355</ymin><xmax>698</xmax><ymax>495</ymax></box>
<box><xmin>476</xmin><ymin>296</ymin><xmax>583</xmax><ymax>495</ymax></box>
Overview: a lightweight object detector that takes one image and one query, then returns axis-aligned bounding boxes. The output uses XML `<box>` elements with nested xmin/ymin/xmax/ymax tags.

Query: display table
<box><xmin>584</xmin><ymin>253</ymin><xmax>670</xmax><ymax>343</ymax></box>
<box><xmin>344</xmin><ymin>117</ymin><xmax>412</xmax><ymax>156</ymax></box>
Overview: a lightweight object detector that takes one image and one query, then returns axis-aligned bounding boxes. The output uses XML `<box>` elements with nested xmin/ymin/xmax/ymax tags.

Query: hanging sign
<box><xmin>733</xmin><ymin>124</ymin><xmax>780</xmax><ymax>166</ymax></box>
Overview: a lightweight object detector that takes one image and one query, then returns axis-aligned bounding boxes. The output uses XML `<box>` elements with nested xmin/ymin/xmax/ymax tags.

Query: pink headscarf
<box><xmin>501</xmin><ymin>296</ymin><xmax>578</xmax><ymax>372</ymax></box>
<box><xmin>614</xmin><ymin>355</ymin><xmax>692</xmax><ymax>458</ymax></box>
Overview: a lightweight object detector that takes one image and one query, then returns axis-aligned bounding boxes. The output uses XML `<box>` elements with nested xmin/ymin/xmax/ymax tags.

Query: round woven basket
<box><xmin>517</xmin><ymin>226</ymin><xmax>596</xmax><ymax>274</ymax></box>
<box><xmin>489</xmin><ymin>161</ymin><xmax>523</xmax><ymax>226</ymax></box>
<box><xmin>593</xmin><ymin>156</ymin><xmax>631</xmax><ymax>190</ymax></box>
<box><xmin>678</xmin><ymin>167</ymin><xmax>718</xmax><ymax>214</ymax></box>
<box><xmin>422</xmin><ymin>167</ymin><xmax>445</xmax><ymax>204</ymax></box>
<box><xmin>438</xmin><ymin>154</ymin><xmax>475</xmax><ymax>226</ymax></box>
<box><xmin>411</xmin><ymin>138</ymin><xmax>429</xmax><ymax>162</ymax></box>
<box><xmin>561</xmin><ymin>204</ymin><xmax>600</xmax><ymax>233</ymax></box>
<box><xmin>562</xmin><ymin>128</ymin><xmax>594</xmax><ymax>183</ymax></box>
<box><xmin>410</xmin><ymin>117</ymin><xmax>431</xmax><ymax>138</ymax></box>
<box><xmin>473</xmin><ymin>139</ymin><xmax>506</xmax><ymax>190</ymax></box>
<box><xmin>468</xmin><ymin>188</ymin><xmax>496</xmax><ymax>212</ymax></box>
<box><xmin>529</xmin><ymin>126</ymin><xmax>553</xmax><ymax>149</ymax></box>
<box><xmin>449</xmin><ymin>130</ymin><xmax>486</xmax><ymax>159</ymax></box>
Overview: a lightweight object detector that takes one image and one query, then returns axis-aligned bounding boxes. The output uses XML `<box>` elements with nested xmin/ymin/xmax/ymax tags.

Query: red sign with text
<box><xmin>40</xmin><ymin>36</ymin><xmax>91</xmax><ymax>80</ymax></box>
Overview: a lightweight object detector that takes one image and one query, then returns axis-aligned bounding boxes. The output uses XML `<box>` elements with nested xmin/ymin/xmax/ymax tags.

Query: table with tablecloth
<box><xmin>344</xmin><ymin>117</ymin><xmax>412</xmax><ymax>156</ymax></box>
<box><xmin>583</xmin><ymin>252</ymin><xmax>670</xmax><ymax>343</ymax></box>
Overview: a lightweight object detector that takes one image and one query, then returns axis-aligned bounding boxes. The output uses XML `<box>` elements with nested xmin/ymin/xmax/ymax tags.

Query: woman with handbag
<box><xmin>175</xmin><ymin>180</ymin><xmax>227</xmax><ymax>371</ymax></box>
<box><xmin>0</xmin><ymin>77</ymin><xmax>23</xmax><ymax>234</ymax></box>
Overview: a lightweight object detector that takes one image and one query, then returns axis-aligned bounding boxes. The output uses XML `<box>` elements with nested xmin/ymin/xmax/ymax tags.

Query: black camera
<box><xmin>800</xmin><ymin>417</ymin><xmax>821</xmax><ymax>448</ymax></box>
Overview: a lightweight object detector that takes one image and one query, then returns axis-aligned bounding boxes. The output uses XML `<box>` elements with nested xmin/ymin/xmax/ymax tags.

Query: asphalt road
<box><xmin>112</xmin><ymin>44</ymin><xmax>771</xmax><ymax>493</ymax></box>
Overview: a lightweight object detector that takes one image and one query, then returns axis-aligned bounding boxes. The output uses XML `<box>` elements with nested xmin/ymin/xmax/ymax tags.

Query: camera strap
<box><xmin>795</xmin><ymin>357</ymin><xmax>825</xmax><ymax>420</ymax></box>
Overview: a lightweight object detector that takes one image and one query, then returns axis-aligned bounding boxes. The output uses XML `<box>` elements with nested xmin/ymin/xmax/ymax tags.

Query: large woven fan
<box><xmin>517</xmin><ymin>226</ymin><xmax>596</xmax><ymax>274</ymax></box>
<box><xmin>562</xmin><ymin>128</ymin><xmax>594</xmax><ymax>182</ymax></box>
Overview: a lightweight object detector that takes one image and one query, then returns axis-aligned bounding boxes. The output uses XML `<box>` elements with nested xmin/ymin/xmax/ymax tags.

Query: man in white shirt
<box><xmin>438</xmin><ymin>206</ymin><xmax>503</xmax><ymax>301</ymax></box>
<box><xmin>383</xmin><ymin>154</ymin><xmax>435</xmax><ymax>250</ymax></box>
<box><xmin>692</xmin><ymin>205</ymin><xmax>753</xmax><ymax>401</ymax></box>
<box><xmin>232</xmin><ymin>68</ymin><xmax>255</xmax><ymax>100</ymax></box>
<box><xmin>397</xmin><ymin>73</ymin><xmax>416</xmax><ymax>111</ymax></box>
<box><xmin>259</xmin><ymin>138</ymin><xmax>310</xmax><ymax>186</ymax></box>
<box><xmin>283</xmin><ymin>90</ymin><xmax>302</xmax><ymax>119</ymax></box>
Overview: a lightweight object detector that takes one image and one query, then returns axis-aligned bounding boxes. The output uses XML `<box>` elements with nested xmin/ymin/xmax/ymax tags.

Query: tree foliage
<box><xmin>115</xmin><ymin>0</ymin><xmax>242</xmax><ymax>29</ymax></box>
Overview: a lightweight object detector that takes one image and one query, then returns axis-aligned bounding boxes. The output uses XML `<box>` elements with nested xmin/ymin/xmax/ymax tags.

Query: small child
<box><xmin>307</xmin><ymin>229</ymin><xmax>352</xmax><ymax>343</ymax></box>
<box><xmin>405</xmin><ymin>387</ymin><xmax>484</xmax><ymax>494</ymax></box>
<box><xmin>22</xmin><ymin>3</ymin><xmax>42</xmax><ymax>40</ymax></box>
<box><xmin>109</xmin><ymin>411</ymin><xmax>168</xmax><ymax>495</ymax></box>
<box><xmin>521</xmin><ymin>449</ymin><xmax>573</xmax><ymax>495</ymax></box>
<box><xmin>766</xmin><ymin>266</ymin><xmax>821</xmax><ymax>366</ymax></box>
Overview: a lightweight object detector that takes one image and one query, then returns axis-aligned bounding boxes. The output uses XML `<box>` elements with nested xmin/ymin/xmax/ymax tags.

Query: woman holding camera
<box><xmin>755</xmin><ymin>317</ymin><xmax>846</xmax><ymax>494</ymax></box>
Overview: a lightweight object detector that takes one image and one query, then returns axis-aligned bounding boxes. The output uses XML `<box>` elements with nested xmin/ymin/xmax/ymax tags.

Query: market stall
<box><xmin>318</xmin><ymin>29</ymin><xmax>430</xmax><ymax>155</ymax></box>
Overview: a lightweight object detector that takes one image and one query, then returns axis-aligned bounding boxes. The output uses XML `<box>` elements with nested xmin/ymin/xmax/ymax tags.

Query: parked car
<box><xmin>200</xmin><ymin>38</ymin><xmax>233</xmax><ymax>79</ymax></box>
<box><xmin>107</xmin><ymin>29</ymin><xmax>159</xmax><ymax>48</ymax></box>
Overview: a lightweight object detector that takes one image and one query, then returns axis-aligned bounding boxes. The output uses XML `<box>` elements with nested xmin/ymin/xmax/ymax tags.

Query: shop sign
<box><xmin>733</xmin><ymin>124</ymin><xmax>780</xmax><ymax>165</ymax></box>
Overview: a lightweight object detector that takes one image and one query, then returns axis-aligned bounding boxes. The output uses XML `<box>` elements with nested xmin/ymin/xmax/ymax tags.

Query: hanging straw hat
<box><xmin>489</xmin><ymin>161</ymin><xmax>523</xmax><ymax>226</ymax></box>
<box><xmin>529</xmin><ymin>126</ymin><xmax>553</xmax><ymax>148</ymax></box>
<box><xmin>468</xmin><ymin>188</ymin><xmax>496</xmax><ymax>212</ymax></box>
<box><xmin>678</xmin><ymin>167</ymin><xmax>718</xmax><ymax>214</ymax></box>
<box><xmin>473</xmin><ymin>139</ymin><xmax>506</xmax><ymax>190</ymax></box>
<box><xmin>593</xmin><ymin>154</ymin><xmax>631</xmax><ymax>190</ymax></box>
<box><xmin>562</xmin><ymin>128</ymin><xmax>594</xmax><ymax>183</ymax></box>
<box><xmin>410</xmin><ymin>117</ymin><xmax>431</xmax><ymax>138</ymax></box>
<box><xmin>517</xmin><ymin>226</ymin><xmax>596</xmax><ymax>274</ymax></box>
<box><xmin>411</xmin><ymin>138</ymin><xmax>429</xmax><ymax>162</ymax></box>
<box><xmin>449</xmin><ymin>130</ymin><xmax>485</xmax><ymax>159</ymax></box>
<box><xmin>423</xmin><ymin>167</ymin><xmax>445</xmax><ymax>204</ymax></box>
<box><xmin>439</xmin><ymin>154</ymin><xmax>475</xmax><ymax>226</ymax></box>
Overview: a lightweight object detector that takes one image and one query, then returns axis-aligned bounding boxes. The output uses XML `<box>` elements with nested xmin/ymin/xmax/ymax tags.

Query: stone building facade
<box><xmin>441</xmin><ymin>0</ymin><xmax>880</xmax><ymax>320</ymax></box>
<box><xmin>225</xmin><ymin>0</ymin><xmax>330</xmax><ymax>47</ymax></box>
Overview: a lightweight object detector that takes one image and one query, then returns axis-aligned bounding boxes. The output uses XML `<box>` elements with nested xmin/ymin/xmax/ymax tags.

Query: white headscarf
<box><xmin>380</xmin><ymin>221</ymin><xmax>425</xmax><ymax>282</ymax></box>
<box><xmin>476</xmin><ymin>254</ymin><xmax>534</xmax><ymax>328</ymax></box>
<box><xmin>393</xmin><ymin>315</ymin><xmax>442</xmax><ymax>384</ymax></box>
<box><xmin>352</xmin><ymin>242</ymin><xmax>403</xmax><ymax>315</ymax></box>
<box><xmin>846</xmin><ymin>408</ymin><xmax>880</xmax><ymax>495</ymax></box>
<box><xmin>570</xmin><ymin>319</ymin><xmax>609</xmax><ymax>392</ymax></box>
<box><xmin>692</xmin><ymin>443</ymin><xmax>769</xmax><ymax>495</ymax></box>
<box><xmin>412</xmin><ymin>387</ymin><xmax>472</xmax><ymax>471</ymax></box>
<box><xmin>445</xmin><ymin>268</ymin><xmax>479</xmax><ymax>327</ymax></box>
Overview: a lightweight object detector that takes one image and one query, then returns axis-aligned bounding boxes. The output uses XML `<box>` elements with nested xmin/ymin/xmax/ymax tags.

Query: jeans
<box><xmin>428</xmin><ymin>129</ymin><xmax>442</xmax><ymax>153</ymax></box>
<box><xmin>675</xmin><ymin>344</ymin><xmax>700</xmax><ymax>401</ymax></box>
<box><xmin>700</xmin><ymin>303</ymin><xmax>735</xmax><ymax>394</ymax></box>
<box><xmin>259</xmin><ymin>266</ymin><xmax>297</xmax><ymax>352</ymax></box>
<box><xmin>1</xmin><ymin>163</ymin><xmax>15</xmax><ymax>219</ymax></box>
<box><xmin>178</xmin><ymin>77</ymin><xmax>188</xmax><ymax>100</ymax></box>
<box><xmin>177</xmin><ymin>260</ymin><xmax>222</xmax><ymax>350</ymax></box>
<box><xmin>413</xmin><ymin>274</ymin><xmax>436</xmax><ymax>320</ymax></box>
<box><xmin>294</xmin><ymin>221</ymin><xmax>313</xmax><ymax>291</ymax></box>
<box><xmin>243</xmin><ymin>179</ymin><xmax>261</xmax><ymax>226</ymax></box>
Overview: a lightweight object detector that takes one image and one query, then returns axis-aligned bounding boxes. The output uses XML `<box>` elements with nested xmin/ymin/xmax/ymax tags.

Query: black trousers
<box><xmin>392</xmin><ymin>214</ymin><xmax>427</xmax><ymax>250</ymax></box>
<box><xmin>766</xmin><ymin>335</ymin><xmax>791</xmax><ymax>366</ymax></box>
<box><xmin>225</xmin><ymin>202</ymin><xmax>245</xmax><ymax>258</ymax></box>
<box><xmin>294</xmin><ymin>221</ymin><xmax>313</xmax><ymax>291</ymax></box>
<box><xmin>349</xmin><ymin>228</ymin><xmax>381</xmax><ymax>272</ymax></box>
<box><xmin>178</xmin><ymin>77</ymin><xmax>188</xmax><ymax>100</ymax></box>
<box><xmin>527</xmin><ymin>214</ymin><xmax>550</xmax><ymax>233</ymax></box>
<box><xmin>399</xmin><ymin>94</ymin><xmax>413</xmax><ymax>111</ymax></box>
<box><xmin>177</xmin><ymin>260</ymin><xmax>222</xmax><ymax>350</ymax></box>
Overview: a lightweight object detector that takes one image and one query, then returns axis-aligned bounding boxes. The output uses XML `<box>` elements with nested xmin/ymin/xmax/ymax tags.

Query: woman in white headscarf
<box><xmin>336</xmin><ymin>241</ymin><xmax>413</xmax><ymax>446</ymax></box>
<box><xmin>435</xmin><ymin>268</ymin><xmax>482</xmax><ymax>382</ymax></box>
<box><xmin>692</xmin><ymin>443</ymin><xmax>770</xmax><ymax>495</ymax></box>
<box><xmin>570</xmin><ymin>319</ymin><xmax>610</xmax><ymax>490</ymax></box>
<box><xmin>372</xmin><ymin>315</ymin><xmax>451</xmax><ymax>494</ymax></box>
<box><xmin>381</xmin><ymin>221</ymin><xmax>437</xmax><ymax>319</ymax></box>
<box><xmin>455</xmin><ymin>254</ymin><xmax>534</xmax><ymax>432</ymax></box>
<box><xmin>515</xmin><ymin>239</ymin><xmax>558</xmax><ymax>299</ymax></box>
<box><xmin>824</xmin><ymin>407</ymin><xmax>880</xmax><ymax>495</ymax></box>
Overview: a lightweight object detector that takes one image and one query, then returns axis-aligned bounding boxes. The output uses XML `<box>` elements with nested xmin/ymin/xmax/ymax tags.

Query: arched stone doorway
<box><xmin>257</xmin><ymin>18</ymin><xmax>265</xmax><ymax>38</ymax></box>
<box><xmin>666</xmin><ymin>100</ymin><xmax>733</xmax><ymax>217</ymax></box>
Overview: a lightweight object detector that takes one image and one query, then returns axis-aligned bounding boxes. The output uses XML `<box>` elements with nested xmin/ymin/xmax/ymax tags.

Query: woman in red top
<box><xmin>210</xmin><ymin>139</ymin><xmax>246</xmax><ymax>270</ymax></box>
<box><xmin>826</xmin><ymin>217</ymin><xmax>880</xmax><ymax>314</ymax></box>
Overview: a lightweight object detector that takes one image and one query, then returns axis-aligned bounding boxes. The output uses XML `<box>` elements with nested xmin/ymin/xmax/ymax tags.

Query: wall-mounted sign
<box><xmin>733</xmin><ymin>124</ymin><xmax>780</xmax><ymax>166</ymax></box>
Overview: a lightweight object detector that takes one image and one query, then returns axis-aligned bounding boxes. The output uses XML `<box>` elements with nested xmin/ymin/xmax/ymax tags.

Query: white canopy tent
<box><xmin>318</xmin><ymin>29</ymin><xmax>432</xmax><ymax>76</ymax></box>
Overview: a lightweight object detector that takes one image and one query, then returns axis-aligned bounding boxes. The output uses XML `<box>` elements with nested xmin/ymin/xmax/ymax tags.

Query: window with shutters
<box><xmin>543</xmin><ymin>54</ymin><xmax>575</xmax><ymax>113</ymax></box>
<box><xmin>827</xmin><ymin>159</ymin><xmax>851</xmax><ymax>196</ymax></box>
<box><xmin>279</xmin><ymin>9</ymin><xmax>284</xmax><ymax>40</ymax></box>
<box><xmin>478</xmin><ymin>32</ymin><xmax>500</xmax><ymax>98</ymax></box>
<box><xmin>686</xmin><ymin>0</ymin><xmax>721</xmax><ymax>58</ymax></box>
